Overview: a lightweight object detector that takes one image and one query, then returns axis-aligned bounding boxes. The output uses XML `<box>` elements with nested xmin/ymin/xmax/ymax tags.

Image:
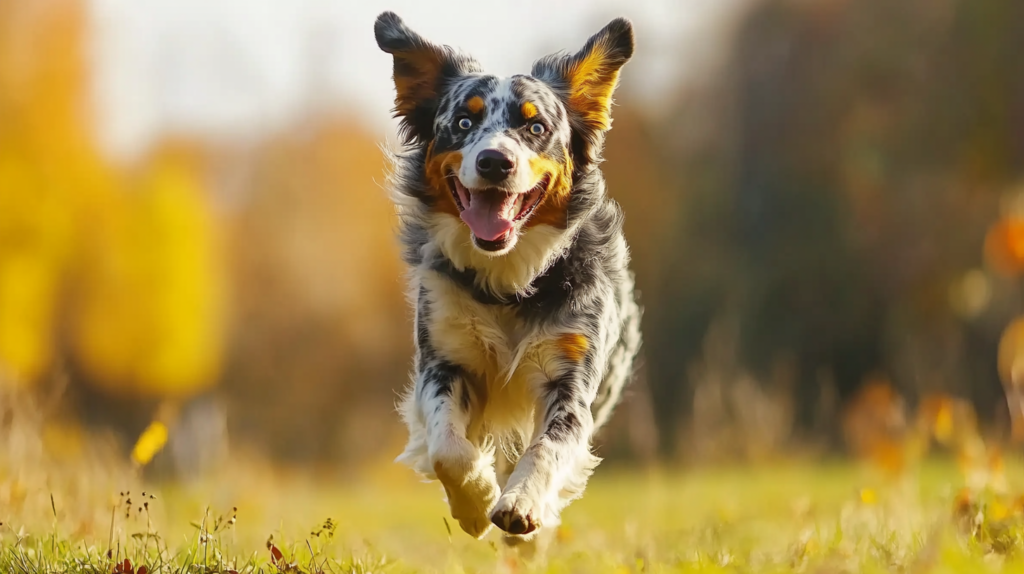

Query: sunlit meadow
<box><xmin>5</xmin><ymin>0</ymin><xmax>1024</xmax><ymax>572</ymax></box>
<box><xmin>6</xmin><ymin>393</ymin><xmax>1024</xmax><ymax>574</ymax></box>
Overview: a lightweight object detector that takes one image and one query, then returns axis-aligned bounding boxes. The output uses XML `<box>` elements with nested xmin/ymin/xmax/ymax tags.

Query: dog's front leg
<box><xmin>490</xmin><ymin>337</ymin><xmax>601</xmax><ymax>537</ymax></box>
<box><xmin>397</xmin><ymin>343</ymin><xmax>500</xmax><ymax>538</ymax></box>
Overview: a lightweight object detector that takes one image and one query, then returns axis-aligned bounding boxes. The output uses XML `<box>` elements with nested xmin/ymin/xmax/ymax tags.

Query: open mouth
<box><xmin>446</xmin><ymin>173</ymin><xmax>548</xmax><ymax>250</ymax></box>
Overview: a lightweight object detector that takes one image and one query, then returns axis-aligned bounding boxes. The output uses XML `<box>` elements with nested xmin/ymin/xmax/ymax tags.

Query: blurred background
<box><xmin>2</xmin><ymin>0</ymin><xmax>1024</xmax><ymax>481</ymax></box>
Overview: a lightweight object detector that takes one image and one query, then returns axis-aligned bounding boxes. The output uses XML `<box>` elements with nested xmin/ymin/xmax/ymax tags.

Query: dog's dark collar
<box><xmin>430</xmin><ymin>258</ymin><xmax>518</xmax><ymax>306</ymax></box>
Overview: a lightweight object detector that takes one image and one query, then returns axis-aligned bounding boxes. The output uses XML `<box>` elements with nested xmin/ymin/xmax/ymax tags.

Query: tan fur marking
<box><xmin>424</xmin><ymin>147</ymin><xmax>463</xmax><ymax>218</ymax></box>
<box><xmin>556</xmin><ymin>333</ymin><xmax>589</xmax><ymax>363</ymax></box>
<box><xmin>521</xmin><ymin>101</ymin><xmax>538</xmax><ymax>119</ymax></box>
<box><xmin>467</xmin><ymin>96</ymin><xmax>485</xmax><ymax>114</ymax></box>
<box><xmin>525</xmin><ymin>150</ymin><xmax>574</xmax><ymax>229</ymax></box>
<box><xmin>566</xmin><ymin>43</ymin><xmax>619</xmax><ymax>131</ymax></box>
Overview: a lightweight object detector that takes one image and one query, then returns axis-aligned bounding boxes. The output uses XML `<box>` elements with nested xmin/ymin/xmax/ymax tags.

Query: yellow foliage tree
<box><xmin>0</xmin><ymin>0</ymin><xmax>226</xmax><ymax>410</ymax></box>
<box><xmin>71</xmin><ymin>144</ymin><xmax>227</xmax><ymax>399</ymax></box>
<box><xmin>0</xmin><ymin>0</ymin><xmax>93</xmax><ymax>385</ymax></box>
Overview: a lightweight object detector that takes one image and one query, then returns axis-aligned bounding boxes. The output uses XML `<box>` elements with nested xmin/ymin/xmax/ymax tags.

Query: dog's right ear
<box><xmin>375</xmin><ymin>12</ymin><xmax>481</xmax><ymax>144</ymax></box>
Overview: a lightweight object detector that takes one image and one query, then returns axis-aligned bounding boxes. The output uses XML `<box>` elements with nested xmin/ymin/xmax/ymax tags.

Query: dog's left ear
<box><xmin>375</xmin><ymin>12</ymin><xmax>481</xmax><ymax>144</ymax></box>
<box><xmin>532</xmin><ymin>18</ymin><xmax>634</xmax><ymax>169</ymax></box>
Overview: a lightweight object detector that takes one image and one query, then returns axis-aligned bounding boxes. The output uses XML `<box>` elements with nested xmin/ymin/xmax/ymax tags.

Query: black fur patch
<box><xmin>374</xmin><ymin>12</ymin><xmax>483</xmax><ymax>144</ymax></box>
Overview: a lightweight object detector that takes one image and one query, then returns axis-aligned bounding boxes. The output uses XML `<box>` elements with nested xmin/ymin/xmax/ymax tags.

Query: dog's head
<box><xmin>375</xmin><ymin>12</ymin><xmax>633</xmax><ymax>256</ymax></box>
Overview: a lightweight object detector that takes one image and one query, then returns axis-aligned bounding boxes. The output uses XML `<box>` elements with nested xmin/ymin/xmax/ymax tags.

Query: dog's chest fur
<box><xmin>422</xmin><ymin>272</ymin><xmax>562</xmax><ymax>382</ymax></box>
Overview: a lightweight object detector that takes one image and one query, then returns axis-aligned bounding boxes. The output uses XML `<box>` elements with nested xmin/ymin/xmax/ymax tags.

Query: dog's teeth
<box><xmin>514</xmin><ymin>195</ymin><xmax>524</xmax><ymax>214</ymax></box>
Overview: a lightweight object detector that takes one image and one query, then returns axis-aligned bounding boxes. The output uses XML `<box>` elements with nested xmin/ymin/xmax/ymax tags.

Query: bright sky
<box><xmin>86</xmin><ymin>0</ymin><xmax>745</xmax><ymax>162</ymax></box>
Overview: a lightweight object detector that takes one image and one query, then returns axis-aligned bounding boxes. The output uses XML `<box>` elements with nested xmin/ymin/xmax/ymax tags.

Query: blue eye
<box><xmin>529</xmin><ymin>122</ymin><xmax>546</xmax><ymax>135</ymax></box>
<box><xmin>458</xmin><ymin>117</ymin><xmax>472</xmax><ymax>130</ymax></box>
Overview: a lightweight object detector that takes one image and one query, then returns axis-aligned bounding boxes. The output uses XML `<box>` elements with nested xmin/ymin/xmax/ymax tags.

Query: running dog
<box><xmin>375</xmin><ymin>12</ymin><xmax>642</xmax><ymax>545</ymax></box>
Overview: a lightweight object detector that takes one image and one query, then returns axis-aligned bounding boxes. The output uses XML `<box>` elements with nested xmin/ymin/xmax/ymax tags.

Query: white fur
<box><xmin>424</xmin><ymin>213</ymin><xmax>574</xmax><ymax>297</ymax></box>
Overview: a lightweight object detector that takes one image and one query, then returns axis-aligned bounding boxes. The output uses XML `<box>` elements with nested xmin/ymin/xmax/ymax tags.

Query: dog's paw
<box><xmin>489</xmin><ymin>492</ymin><xmax>541</xmax><ymax>536</ymax></box>
<box><xmin>435</xmin><ymin>467</ymin><xmax>499</xmax><ymax>538</ymax></box>
<box><xmin>433</xmin><ymin>453</ymin><xmax>499</xmax><ymax>539</ymax></box>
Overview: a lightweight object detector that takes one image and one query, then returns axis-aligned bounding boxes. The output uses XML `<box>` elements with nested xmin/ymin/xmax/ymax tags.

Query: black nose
<box><xmin>476</xmin><ymin>149</ymin><xmax>515</xmax><ymax>183</ymax></box>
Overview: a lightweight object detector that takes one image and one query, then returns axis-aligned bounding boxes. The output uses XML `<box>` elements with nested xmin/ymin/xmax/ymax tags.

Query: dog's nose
<box><xmin>476</xmin><ymin>149</ymin><xmax>515</xmax><ymax>183</ymax></box>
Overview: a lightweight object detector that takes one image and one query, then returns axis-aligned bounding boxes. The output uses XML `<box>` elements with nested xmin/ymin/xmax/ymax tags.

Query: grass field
<box><xmin>4</xmin><ymin>454</ymin><xmax>1024</xmax><ymax>574</ymax></box>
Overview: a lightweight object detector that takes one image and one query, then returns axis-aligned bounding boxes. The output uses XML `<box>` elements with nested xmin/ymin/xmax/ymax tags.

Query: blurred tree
<box><xmin>223</xmin><ymin>118</ymin><xmax>409</xmax><ymax>464</ymax></box>
<box><xmin>0</xmin><ymin>0</ymin><xmax>227</xmax><ymax>474</ymax></box>
<box><xmin>0</xmin><ymin>0</ymin><xmax>92</xmax><ymax>386</ymax></box>
<box><xmin>638</xmin><ymin>0</ymin><xmax>1024</xmax><ymax>459</ymax></box>
<box><xmin>70</xmin><ymin>141</ymin><xmax>226</xmax><ymax>401</ymax></box>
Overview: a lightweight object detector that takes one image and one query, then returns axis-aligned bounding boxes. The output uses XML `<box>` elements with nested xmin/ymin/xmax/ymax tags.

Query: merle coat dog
<box><xmin>375</xmin><ymin>12</ymin><xmax>642</xmax><ymax>545</ymax></box>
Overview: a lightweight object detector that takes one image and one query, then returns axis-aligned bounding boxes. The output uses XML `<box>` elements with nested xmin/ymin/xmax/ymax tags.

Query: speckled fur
<box><xmin>375</xmin><ymin>11</ymin><xmax>642</xmax><ymax>546</ymax></box>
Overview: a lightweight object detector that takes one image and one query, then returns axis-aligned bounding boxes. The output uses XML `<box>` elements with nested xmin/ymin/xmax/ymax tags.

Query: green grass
<box><xmin>3</xmin><ymin>458</ymin><xmax>1024</xmax><ymax>573</ymax></box>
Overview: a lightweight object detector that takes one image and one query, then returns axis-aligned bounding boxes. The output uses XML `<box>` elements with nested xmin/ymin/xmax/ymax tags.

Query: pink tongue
<box><xmin>461</xmin><ymin>192</ymin><xmax>517</xmax><ymax>241</ymax></box>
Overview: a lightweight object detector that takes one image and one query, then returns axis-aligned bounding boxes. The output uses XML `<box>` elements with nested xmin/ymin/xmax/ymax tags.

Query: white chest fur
<box><xmin>420</xmin><ymin>272</ymin><xmax>557</xmax><ymax>384</ymax></box>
